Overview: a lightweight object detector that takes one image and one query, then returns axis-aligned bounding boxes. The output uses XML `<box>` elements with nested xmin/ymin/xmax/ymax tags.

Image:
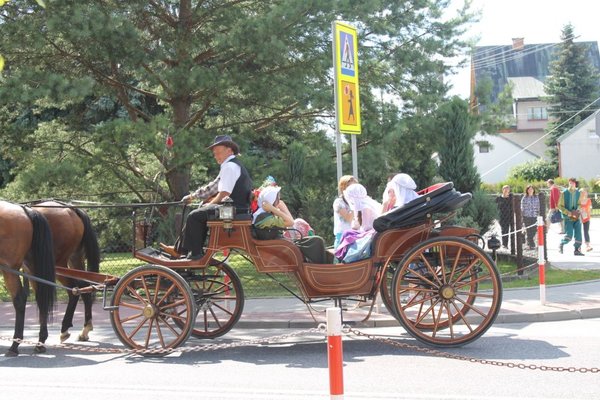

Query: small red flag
<box><xmin>165</xmin><ymin>135</ymin><xmax>174</xmax><ymax>149</ymax></box>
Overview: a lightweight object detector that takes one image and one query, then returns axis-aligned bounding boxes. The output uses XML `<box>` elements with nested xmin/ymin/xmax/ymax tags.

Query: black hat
<box><xmin>207</xmin><ymin>135</ymin><xmax>240</xmax><ymax>155</ymax></box>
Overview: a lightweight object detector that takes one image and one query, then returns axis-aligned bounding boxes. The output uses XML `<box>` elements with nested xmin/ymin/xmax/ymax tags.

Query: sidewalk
<box><xmin>2</xmin><ymin>279</ymin><xmax>600</xmax><ymax>330</ymax></box>
<box><xmin>545</xmin><ymin>219</ymin><xmax>599</xmax><ymax>269</ymax></box>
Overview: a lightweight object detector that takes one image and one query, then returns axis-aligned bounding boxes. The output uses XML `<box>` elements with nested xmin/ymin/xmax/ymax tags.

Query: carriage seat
<box><xmin>372</xmin><ymin>182</ymin><xmax>472</xmax><ymax>232</ymax></box>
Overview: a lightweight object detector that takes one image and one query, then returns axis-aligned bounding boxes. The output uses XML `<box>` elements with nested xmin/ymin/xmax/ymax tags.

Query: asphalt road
<box><xmin>1</xmin><ymin>318</ymin><xmax>599</xmax><ymax>400</ymax></box>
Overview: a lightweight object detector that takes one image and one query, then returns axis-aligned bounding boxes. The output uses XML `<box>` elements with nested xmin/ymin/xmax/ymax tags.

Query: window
<box><xmin>527</xmin><ymin>107</ymin><xmax>548</xmax><ymax>121</ymax></box>
<box><xmin>477</xmin><ymin>141</ymin><xmax>491</xmax><ymax>153</ymax></box>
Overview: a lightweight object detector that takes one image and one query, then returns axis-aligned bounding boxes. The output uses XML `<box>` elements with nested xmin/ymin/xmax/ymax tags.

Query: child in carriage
<box><xmin>253</xmin><ymin>185</ymin><xmax>326</xmax><ymax>263</ymax></box>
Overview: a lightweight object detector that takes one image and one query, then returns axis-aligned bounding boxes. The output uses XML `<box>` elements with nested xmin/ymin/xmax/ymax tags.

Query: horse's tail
<box><xmin>72</xmin><ymin>207</ymin><xmax>100</xmax><ymax>273</ymax></box>
<box><xmin>23</xmin><ymin>206</ymin><xmax>56</xmax><ymax>321</ymax></box>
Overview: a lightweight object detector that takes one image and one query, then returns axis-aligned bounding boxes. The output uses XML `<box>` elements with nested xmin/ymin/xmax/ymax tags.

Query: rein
<box><xmin>23</xmin><ymin>199</ymin><xmax>184</xmax><ymax>209</ymax></box>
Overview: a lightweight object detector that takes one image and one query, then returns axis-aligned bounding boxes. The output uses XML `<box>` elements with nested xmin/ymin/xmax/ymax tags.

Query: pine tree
<box><xmin>0</xmin><ymin>0</ymin><xmax>476</xmax><ymax>205</ymax></box>
<box><xmin>544</xmin><ymin>24</ymin><xmax>600</xmax><ymax>169</ymax></box>
<box><xmin>436</xmin><ymin>97</ymin><xmax>480</xmax><ymax>193</ymax></box>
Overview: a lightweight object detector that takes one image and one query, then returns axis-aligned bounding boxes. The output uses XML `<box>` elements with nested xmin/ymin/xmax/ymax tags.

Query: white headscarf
<box><xmin>343</xmin><ymin>183</ymin><xmax>382</xmax><ymax>230</ymax></box>
<box><xmin>252</xmin><ymin>186</ymin><xmax>281</xmax><ymax>223</ymax></box>
<box><xmin>383</xmin><ymin>173</ymin><xmax>419</xmax><ymax>209</ymax></box>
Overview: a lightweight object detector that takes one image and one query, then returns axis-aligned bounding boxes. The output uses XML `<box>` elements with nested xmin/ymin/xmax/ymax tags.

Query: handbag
<box><xmin>569</xmin><ymin>209</ymin><xmax>581</xmax><ymax>221</ymax></box>
<box><xmin>550</xmin><ymin>210</ymin><xmax>562</xmax><ymax>224</ymax></box>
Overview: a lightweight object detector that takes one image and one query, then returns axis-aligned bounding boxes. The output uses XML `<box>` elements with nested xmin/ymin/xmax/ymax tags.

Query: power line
<box><xmin>481</xmin><ymin>95</ymin><xmax>600</xmax><ymax>178</ymax></box>
<box><xmin>470</xmin><ymin>33</ymin><xmax>578</xmax><ymax>71</ymax></box>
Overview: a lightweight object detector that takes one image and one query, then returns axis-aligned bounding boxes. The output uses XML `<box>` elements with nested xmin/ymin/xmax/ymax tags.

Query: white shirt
<box><xmin>217</xmin><ymin>155</ymin><xmax>241</xmax><ymax>194</ymax></box>
<box><xmin>333</xmin><ymin>197</ymin><xmax>352</xmax><ymax>235</ymax></box>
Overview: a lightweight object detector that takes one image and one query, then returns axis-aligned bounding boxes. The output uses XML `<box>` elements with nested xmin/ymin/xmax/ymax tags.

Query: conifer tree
<box><xmin>0</xmin><ymin>0</ymin><xmax>476</xmax><ymax>205</ymax></box>
<box><xmin>544</xmin><ymin>24</ymin><xmax>600</xmax><ymax>169</ymax></box>
<box><xmin>436</xmin><ymin>97</ymin><xmax>480</xmax><ymax>193</ymax></box>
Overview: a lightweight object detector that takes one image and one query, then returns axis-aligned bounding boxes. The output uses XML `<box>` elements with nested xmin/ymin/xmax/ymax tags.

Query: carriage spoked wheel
<box><xmin>390</xmin><ymin>237</ymin><xmax>502</xmax><ymax>347</ymax></box>
<box><xmin>110</xmin><ymin>264</ymin><xmax>195</xmax><ymax>352</ymax></box>
<box><xmin>176</xmin><ymin>261</ymin><xmax>244</xmax><ymax>339</ymax></box>
<box><xmin>379</xmin><ymin>259</ymin><xmax>400</xmax><ymax>318</ymax></box>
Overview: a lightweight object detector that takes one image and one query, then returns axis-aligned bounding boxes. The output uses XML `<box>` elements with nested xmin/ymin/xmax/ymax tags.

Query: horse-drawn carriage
<box><xmin>1</xmin><ymin>182</ymin><xmax>502</xmax><ymax>355</ymax></box>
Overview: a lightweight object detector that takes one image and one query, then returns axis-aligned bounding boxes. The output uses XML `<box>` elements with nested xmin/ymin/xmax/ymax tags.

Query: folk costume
<box><xmin>558</xmin><ymin>186</ymin><xmax>583</xmax><ymax>255</ymax></box>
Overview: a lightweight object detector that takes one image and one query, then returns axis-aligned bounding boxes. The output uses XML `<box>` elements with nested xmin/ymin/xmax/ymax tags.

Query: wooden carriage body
<box><xmin>135</xmin><ymin>216</ymin><xmax>477</xmax><ymax>299</ymax></box>
<box><xmin>120</xmin><ymin>182</ymin><xmax>501</xmax><ymax>350</ymax></box>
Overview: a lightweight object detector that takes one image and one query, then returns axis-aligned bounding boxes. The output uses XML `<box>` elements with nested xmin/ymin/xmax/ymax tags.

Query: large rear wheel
<box><xmin>110</xmin><ymin>265</ymin><xmax>195</xmax><ymax>351</ymax></box>
<box><xmin>390</xmin><ymin>237</ymin><xmax>502</xmax><ymax>347</ymax></box>
<box><xmin>379</xmin><ymin>260</ymin><xmax>399</xmax><ymax>318</ymax></box>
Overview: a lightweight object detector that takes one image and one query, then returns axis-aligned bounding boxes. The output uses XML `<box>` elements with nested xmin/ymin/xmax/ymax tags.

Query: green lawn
<box><xmin>495</xmin><ymin>261</ymin><xmax>600</xmax><ymax>289</ymax></box>
<box><xmin>2</xmin><ymin>253</ymin><xmax>599</xmax><ymax>301</ymax></box>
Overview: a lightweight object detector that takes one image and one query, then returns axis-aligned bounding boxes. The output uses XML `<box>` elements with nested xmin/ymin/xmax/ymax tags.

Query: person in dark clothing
<box><xmin>162</xmin><ymin>135</ymin><xmax>252</xmax><ymax>260</ymax></box>
<box><xmin>496</xmin><ymin>185</ymin><xmax>513</xmax><ymax>248</ymax></box>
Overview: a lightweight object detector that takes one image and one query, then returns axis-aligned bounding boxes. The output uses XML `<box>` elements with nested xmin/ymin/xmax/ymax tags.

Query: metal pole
<box><xmin>351</xmin><ymin>134</ymin><xmax>358</xmax><ymax>179</ymax></box>
<box><xmin>336</xmin><ymin>131</ymin><xmax>343</xmax><ymax>185</ymax></box>
<box><xmin>537</xmin><ymin>216</ymin><xmax>546</xmax><ymax>305</ymax></box>
<box><xmin>326</xmin><ymin>307</ymin><xmax>344</xmax><ymax>399</ymax></box>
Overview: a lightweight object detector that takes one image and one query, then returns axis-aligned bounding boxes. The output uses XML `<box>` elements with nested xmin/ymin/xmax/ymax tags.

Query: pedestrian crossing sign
<box><xmin>333</xmin><ymin>22</ymin><xmax>361</xmax><ymax>134</ymax></box>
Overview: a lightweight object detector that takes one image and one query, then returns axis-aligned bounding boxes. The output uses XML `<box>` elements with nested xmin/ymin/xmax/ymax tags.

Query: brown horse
<box><xmin>0</xmin><ymin>201</ymin><xmax>56</xmax><ymax>356</ymax></box>
<box><xmin>34</xmin><ymin>201</ymin><xmax>100</xmax><ymax>343</ymax></box>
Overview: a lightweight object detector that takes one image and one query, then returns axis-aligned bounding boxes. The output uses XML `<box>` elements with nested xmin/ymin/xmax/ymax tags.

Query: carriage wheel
<box><xmin>379</xmin><ymin>260</ymin><xmax>399</xmax><ymax>318</ymax></box>
<box><xmin>110</xmin><ymin>265</ymin><xmax>195</xmax><ymax>351</ymax></box>
<box><xmin>390</xmin><ymin>237</ymin><xmax>502</xmax><ymax>347</ymax></box>
<box><xmin>179</xmin><ymin>262</ymin><xmax>244</xmax><ymax>338</ymax></box>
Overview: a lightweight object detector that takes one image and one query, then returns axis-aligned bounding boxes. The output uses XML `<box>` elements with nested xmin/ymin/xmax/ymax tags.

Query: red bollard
<box><xmin>537</xmin><ymin>216</ymin><xmax>546</xmax><ymax>304</ymax></box>
<box><xmin>326</xmin><ymin>307</ymin><xmax>344</xmax><ymax>399</ymax></box>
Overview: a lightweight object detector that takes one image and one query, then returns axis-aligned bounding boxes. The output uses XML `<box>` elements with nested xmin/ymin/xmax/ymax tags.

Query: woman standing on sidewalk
<box><xmin>580</xmin><ymin>188</ymin><xmax>593</xmax><ymax>252</ymax></box>
<box><xmin>521</xmin><ymin>185</ymin><xmax>540</xmax><ymax>250</ymax></box>
<box><xmin>496</xmin><ymin>185</ymin><xmax>513</xmax><ymax>249</ymax></box>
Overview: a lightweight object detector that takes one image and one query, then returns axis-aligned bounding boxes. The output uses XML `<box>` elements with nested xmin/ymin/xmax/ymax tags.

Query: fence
<box><xmin>1</xmin><ymin>194</ymin><xmax>594</xmax><ymax>299</ymax></box>
<box><xmin>490</xmin><ymin>191</ymin><xmax>598</xmax><ymax>273</ymax></box>
<box><xmin>73</xmin><ymin>202</ymin><xmax>297</xmax><ymax>298</ymax></box>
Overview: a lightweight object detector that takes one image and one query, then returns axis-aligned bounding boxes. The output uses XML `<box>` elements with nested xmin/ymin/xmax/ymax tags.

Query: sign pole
<box><xmin>351</xmin><ymin>135</ymin><xmax>358</xmax><ymax>179</ymax></box>
<box><xmin>336</xmin><ymin>131</ymin><xmax>343</xmax><ymax>186</ymax></box>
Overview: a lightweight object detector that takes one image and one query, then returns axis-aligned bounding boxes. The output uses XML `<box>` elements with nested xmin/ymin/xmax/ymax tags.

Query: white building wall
<box><xmin>515</xmin><ymin>100</ymin><xmax>548</xmax><ymax>131</ymax></box>
<box><xmin>474</xmin><ymin>133</ymin><xmax>538</xmax><ymax>184</ymax></box>
<box><xmin>559</xmin><ymin>116</ymin><xmax>600</xmax><ymax>180</ymax></box>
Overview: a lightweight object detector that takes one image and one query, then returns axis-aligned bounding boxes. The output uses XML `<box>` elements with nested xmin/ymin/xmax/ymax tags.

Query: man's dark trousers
<box><xmin>182</xmin><ymin>204</ymin><xmax>219</xmax><ymax>256</ymax></box>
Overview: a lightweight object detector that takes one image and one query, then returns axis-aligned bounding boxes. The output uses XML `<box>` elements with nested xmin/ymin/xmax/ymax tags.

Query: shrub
<box><xmin>450</xmin><ymin>190</ymin><xmax>497</xmax><ymax>236</ymax></box>
<box><xmin>509</xmin><ymin>159</ymin><xmax>556</xmax><ymax>182</ymax></box>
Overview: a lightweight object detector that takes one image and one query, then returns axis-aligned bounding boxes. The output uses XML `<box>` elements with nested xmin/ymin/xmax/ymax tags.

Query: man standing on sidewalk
<box><xmin>546</xmin><ymin>179</ymin><xmax>564</xmax><ymax>233</ymax></box>
<box><xmin>558</xmin><ymin>178</ymin><xmax>584</xmax><ymax>256</ymax></box>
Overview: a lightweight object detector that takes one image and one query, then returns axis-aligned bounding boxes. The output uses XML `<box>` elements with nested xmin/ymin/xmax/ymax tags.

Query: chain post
<box><xmin>326</xmin><ymin>307</ymin><xmax>344</xmax><ymax>399</ymax></box>
<box><xmin>537</xmin><ymin>215</ymin><xmax>546</xmax><ymax>304</ymax></box>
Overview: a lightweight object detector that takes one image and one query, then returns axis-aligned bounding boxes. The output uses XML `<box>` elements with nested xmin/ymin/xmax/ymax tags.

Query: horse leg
<box><xmin>7</xmin><ymin>285</ymin><xmax>28</xmax><ymax>357</ymax></box>
<box><xmin>60</xmin><ymin>291</ymin><xmax>79</xmax><ymax>343</ymax></box>
<box><xmin>78</xmin><ymin>292</ymin><xmax>94</xmax><ymax>341</ymax></box>
<box><xmin>35</xmin><ymin>313</ymin><xmax>49</xmax><ymax>354</ymax></box>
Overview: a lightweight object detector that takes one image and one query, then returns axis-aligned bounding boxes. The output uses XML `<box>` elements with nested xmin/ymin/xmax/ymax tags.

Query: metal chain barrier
<box><xmin>1</xmin><ymin>327</ymin><xmax>322</xmax><ymax>356</ymax></box>
<box><xmin>346</xmin><ymin>327</ymin><xmax>600</xmax><ymax>374</ymax></box>
<box><xmin>4</xmin><ymin>326</ymin><xmax>599</xmax><ymax>373</ymax></box>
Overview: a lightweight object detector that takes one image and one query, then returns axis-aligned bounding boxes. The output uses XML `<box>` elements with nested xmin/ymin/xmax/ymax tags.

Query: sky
<box><xmin>447</xmin><ymin>0</ymin><xmax>600</xmax><ymax>98</ymax></box>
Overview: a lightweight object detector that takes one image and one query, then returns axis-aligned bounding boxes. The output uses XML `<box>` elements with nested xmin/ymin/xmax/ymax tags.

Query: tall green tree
<box><xmin>544</xmin><ymin>23</ymin><xmax>600</xmax><ymax>169</ymax></box>
<box><xmin>0</xmin><ymin>0</ymin><xmax>476</xmax><ymax>210</ymax></box>
<box><xmin>435</xmin><ymin>96</ymin><xmax>480</xmax><ymax>193</ymax></box>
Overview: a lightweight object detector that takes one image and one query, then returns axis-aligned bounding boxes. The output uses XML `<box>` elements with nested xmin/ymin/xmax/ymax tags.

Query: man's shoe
<box><xmin>187</xmin><ymin>252</ymin><xmax>204</xmax><ymax>261</ymax></box>
<box><xmin>558</xmin><ymin>243</ymin><xmax>564</xmax><ymax>254</ymax></box>
<box><xmin>574</xmin><ymin>250</ymin><xmax>585</xmax><ymax>256</ymax></box>
<box><xmin>160</xmin><ymin>243</ymin><xmax>181</xmax><ymax>258</ymax></box>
